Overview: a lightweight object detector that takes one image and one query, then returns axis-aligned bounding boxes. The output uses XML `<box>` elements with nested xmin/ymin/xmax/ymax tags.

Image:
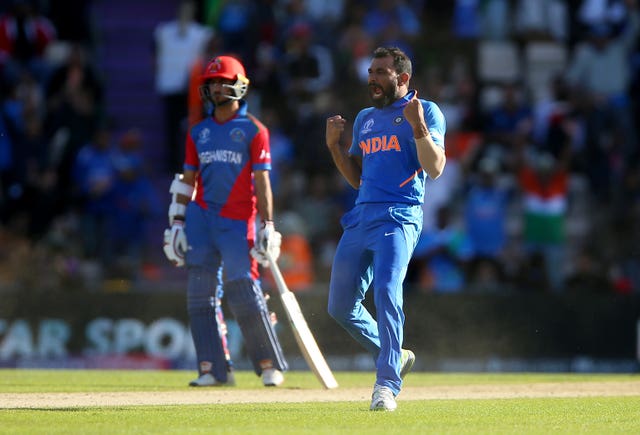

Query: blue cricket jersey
<box><xmin>349</xmin><ymin>90</ymin><xmax>446</xmax><ymax>205</ymax></box>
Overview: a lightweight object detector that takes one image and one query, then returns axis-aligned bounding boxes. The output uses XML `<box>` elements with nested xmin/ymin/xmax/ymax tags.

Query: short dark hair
<box><xmin>372</xmin><ymin>47</ymin><xmax>412</xmax><ymax>76</ymax></box>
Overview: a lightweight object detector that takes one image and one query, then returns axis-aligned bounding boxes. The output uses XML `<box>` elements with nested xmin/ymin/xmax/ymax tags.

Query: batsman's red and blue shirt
<box><xmin>184</xmin><ymin>100</ymin><xmax>271</xmax><ymax>220</ymax></box>
<box><xmin>348</xmin><ymin>90</ymin><xmax>446</xmax><ymax>205</ymax></box>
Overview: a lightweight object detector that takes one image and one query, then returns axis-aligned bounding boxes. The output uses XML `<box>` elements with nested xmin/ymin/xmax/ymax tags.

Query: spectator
<box><xmin>280</xmin><ymin>22</ymin><xmax>334</xmax><ymax>120</ymax></box>
<box><xmin>464</xmin><ymin>156</ymin><xmax>511</xmax><ymax>290</ymax></box>
<box><xmin>577</xmin><ymin>0</ymin><xmax>631</xmax><ymax>36</ymax></box>
<box><xmin>361</xmin><ymin>0</ymin><xmax>421</xmax><ymax>52</ymax></box>
<box><xmin>292</xmin><ymin>173</ymin><xmax>335</xmax><ymax>246</ymax></box>
<box><xmin>531</xmin><ymin>74</ymin><xmax>576</xmax><ymax>163</ymax></box>
<box><xmin>215</xmin><ymin>0</ymin><xmax>257</xmax><ymax>63</ymax></box>
<box><xmin>0</xmin><ymin>68</ymin><xmax>47</xmax><ymax>233</ymax></box>
<box><xmin>516</xmin><ymin>151</ymin><xmax>569</xmax><ymax>292</ymax></box>
<box><xmin>277</xmin><ymin>0</ymin><xmax>317</xmax><ymax>45</ymax></box>
<box><xmin>303</xmin><ymin>0</ymin><xmax>346</xmax><ymax>41</ymax></box>
<box><xmin>45</xmin><ymin>42</ymin><xmax>103</xmax><ymax>117</ymax></box>
<box><xmin>409</xmin><ymin>205</ymin><xmax>473</xmax><ymax>293</ymax></box>
<box><xmin>153</xmin><ymin>0</ymin><xmax>212</xmax><ymax>173</ymax></box>
<box><xmin>187</xmin><ymin>34</ymin><xmax>222</xmax><ymax>127</ymax></box>
<box><xmin>336</xmin><ymin>12</ymin><xmax>375</xmax><ymax>85</ymax></box>
<box><xmin>280</xmin><ymin>22</ymin><xmax>336</xmax><ymax>174</ymax></box>
<box><xmin>10</xmin><ymin>111</ymin><xmax>51</xmax><ymax>239</ymax></box>
<box><xmin>71</xmin><ymin>126</ymin><xmax>117</xmax><ymax>272</ymax></box>
<box><xmin>43</xmin><ymin>69</ymin><xmax>104</xmax><ymax>223</ymax></box>
<box><xmin>110</xmin><ymin>128</ymin><xmax>161</xmax><ymax>280</ymax></box>
<box><xmin>259</xmin><ymin>107</ymin><xmax>295</xmax><ymax>196</ymax></box>
<box><xmin>482</xmin><ymin>81</ymin><xmax>533</xmax><ymax>169</ymax></box>
<box><xmin>251</xmin><ymin>40</ymin><xmax>284</xmax><ymax>118</ymax></box>
<box><xmin>565</xmin><ymin>0</ymin><xmax>639</xmax><ymax>199</ymax></box>
<box><xmin>262</xmin><ymin>211</ymin><xmax>314</xmax><ymax>293</ymax></box>
<box><xmin>0</xmin><ymin>0</ymin><xmax>57</xmax><ymax>84</ymax></box>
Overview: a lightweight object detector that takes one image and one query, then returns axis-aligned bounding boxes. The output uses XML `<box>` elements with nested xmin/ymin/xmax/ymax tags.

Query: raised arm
<box><xmin>403</xmin><ymin>93</ymin><xmax>446</xmax><ymax>179</ymax></box>
<box><xmin>326</xmin><ymin>115</ymin><xmax>362</xmax><ymax>189</ymax></box>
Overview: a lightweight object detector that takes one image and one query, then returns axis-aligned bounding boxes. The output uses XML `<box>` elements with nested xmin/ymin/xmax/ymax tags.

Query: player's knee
<box><xmin>225</xmin><ymin>277</ymin><xmax>265</xmax><ymax>317</ymax></box>
<box><xmin>186</xmin><ymin>267</ymin><xmax>219</xmax><ymax>313</ymax></box>
<box><xmin>187</xmin><ymin>298</ymin><xmax>216</xmax><ymax>315</ymax></box>
<box><xmin>327</xmin><ymin>299</ymin><xmax>352</xmax><ymax>325</ymax></box>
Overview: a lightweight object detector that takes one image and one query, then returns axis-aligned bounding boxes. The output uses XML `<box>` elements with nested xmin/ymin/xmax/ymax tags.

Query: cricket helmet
<box><xmin>201</xmin><ymin>55</ymin><xmax>249</xmax><ymax>101</ymax></box>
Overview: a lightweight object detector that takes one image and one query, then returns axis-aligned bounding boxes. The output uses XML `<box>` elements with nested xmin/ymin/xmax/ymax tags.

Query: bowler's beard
<box><xmin>369</xmin><ymin>82</ymin><xmax>398</xmax><ymax>109</ymax></box>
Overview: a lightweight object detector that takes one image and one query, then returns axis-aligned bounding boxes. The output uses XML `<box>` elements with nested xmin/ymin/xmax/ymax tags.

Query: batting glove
<box><xmin>163</xmin><ymin>219</ymin><xmax>188</xmax><ymax>267</ymax></box>
<box><xmin>250</xmin><ymin>220</ymin><xmax>282</xmax><ymax>267</ymax></box>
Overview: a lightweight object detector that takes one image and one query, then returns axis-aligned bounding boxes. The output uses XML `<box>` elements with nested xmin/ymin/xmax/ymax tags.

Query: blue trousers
<box><xmin>328</xmin><ymin>203</ymin><xmax>421</xmax><ymax>395</ymax></box>
<box><xmin>185</xmin><ymin>202</ymin><xmax>256</xmax><ymax>281</ymax></box>
<box><xmin>185</xmin><ymin>202</ymin><xmax>287</xmax><ymax>375</ymax></box>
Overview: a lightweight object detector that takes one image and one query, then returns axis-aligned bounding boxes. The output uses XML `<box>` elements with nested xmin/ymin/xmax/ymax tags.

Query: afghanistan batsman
<box><xmin>325</xmin><ymin>47</ymin><xmax>447</xmax><ymax>411</ymax></box>
<box><xmin>163</xmin><ymin>55</ymin><xmax>288</xmax><ymax>387</ymax></box>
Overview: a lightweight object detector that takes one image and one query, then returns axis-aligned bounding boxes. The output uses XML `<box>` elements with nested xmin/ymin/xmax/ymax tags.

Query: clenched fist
<box><xmin>326</xmin><ymin>115</ymin><xmax>347</xmax><ymax>150</ymax></box>
<box><xmin>402</xmin><ymin>91</ymin><xmax>428</xmax><ymax>136</ymax></box>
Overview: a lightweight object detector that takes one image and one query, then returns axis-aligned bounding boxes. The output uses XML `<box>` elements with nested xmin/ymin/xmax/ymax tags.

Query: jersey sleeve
<box><xmin>250</xmin><ymin>126</ymin><xmax>271</xmax><ymax>171</ymax></box>
<box><xmin>423</xmin><ymin>101</ymin><xmax>446</xmax><ymax>149</ymax></box>
<box><xmin>183</xmin><ymin>131</ymin><xmax>199</xmax><ymax>172</ymax></box>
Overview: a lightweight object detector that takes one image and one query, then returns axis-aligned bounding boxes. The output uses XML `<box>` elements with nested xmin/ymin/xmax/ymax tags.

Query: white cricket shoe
<box><xmin>189</xmin><ymin>371</ymin><xmax>236</xmax><ymax>387</ymax></box>
<box><xmin>262</xmin><ymin>368</ymin><xmax>284</xmax><ymax>387</ymax></box>
<box><xmin>370</xmin><ymin>384</ymin><xmax>397</xmax><ymax>411</ymax></box>
<box><xmin>400</xmin><ymin>349</ymin><xmax>415</xmax><ymax>379</ymax></box>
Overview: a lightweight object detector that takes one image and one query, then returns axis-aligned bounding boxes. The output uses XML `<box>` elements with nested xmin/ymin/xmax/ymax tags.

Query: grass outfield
<box><xmin>1</xmin><ymin>370</ymin><xmax>640</xmax><ymax>434</ymax></box>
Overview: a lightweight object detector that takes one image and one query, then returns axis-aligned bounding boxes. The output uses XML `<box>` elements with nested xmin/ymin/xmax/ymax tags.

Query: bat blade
<box><xmin>267</xmin><ymin>253</ymin><xmax>338</xmax><ymax>389</ymax></box>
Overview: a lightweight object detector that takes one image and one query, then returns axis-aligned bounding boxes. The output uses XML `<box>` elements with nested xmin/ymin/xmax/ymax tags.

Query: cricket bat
<box><xmin>266</xmin><ymin>252</ymin><xmax>339</xmax><ymax>389</ymax></box>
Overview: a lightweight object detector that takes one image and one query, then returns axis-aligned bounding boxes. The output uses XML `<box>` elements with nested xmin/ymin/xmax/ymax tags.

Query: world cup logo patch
<box><xmin>361</xmin><ymin>118</ymin><xmax>375</xmax><ymax>134</ymax></box>
<box><xmin>198</xmin><ymin>128</ymin><xmax>211</xmax><ymax>144</ymax></box>
<box><xmin>230</xmin><ymin>128</ymin><xmax>245</xmax><ymax>143</ymax></box>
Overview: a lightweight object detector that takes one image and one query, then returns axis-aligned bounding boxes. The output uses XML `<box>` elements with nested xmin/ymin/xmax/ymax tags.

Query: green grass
<box><xmin>1</xmin><ymin>370</ymin><xmax>639</xmax><ymax>434</ymax></box>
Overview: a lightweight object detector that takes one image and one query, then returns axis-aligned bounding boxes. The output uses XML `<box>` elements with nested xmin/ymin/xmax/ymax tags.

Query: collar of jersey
<box><xmin>212</xmin><ymin>99</ymin><xmax>248</xmax><ymax>119</ymax></box>
<box><xmin>384</xmin><ymin>89</ymin><xmax>416</xmax><ymax>111</ymax></box>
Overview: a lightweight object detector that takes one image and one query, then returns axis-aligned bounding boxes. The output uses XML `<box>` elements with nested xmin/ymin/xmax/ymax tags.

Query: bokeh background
<box><xmin>1</xmin><ymin>0</ymin><xmax>639</xmax><ymax>372</ymax></box>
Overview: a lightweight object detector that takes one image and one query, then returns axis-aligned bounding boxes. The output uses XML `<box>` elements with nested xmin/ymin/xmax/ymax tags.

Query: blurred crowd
<box><xmin>0</xmin><ymin>0</ymin><xmax>639</xmax><ymax>296</ymax></box>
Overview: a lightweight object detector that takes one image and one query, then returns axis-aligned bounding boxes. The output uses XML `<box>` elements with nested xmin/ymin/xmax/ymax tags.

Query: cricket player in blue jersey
<box><xmin>326</xmin><ymin>47</ymin><xmax>446</xmax><ymax>411</ymax></box>
<box><xmin>163</xmin><ymin>55</ymin><xmax>288</xmax><ymax>387</ymax></box>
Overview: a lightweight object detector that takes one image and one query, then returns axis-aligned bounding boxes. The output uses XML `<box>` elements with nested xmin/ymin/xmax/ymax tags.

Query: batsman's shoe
<box><xmin>400</xmin><ymin>349</ymin><xmax>415</xmax><ymax>379</ymax></box>
<box><xmin>189</xmin><ymin>371</ymin><xmax>236</xmax><ymax>387</ymax></box>
<box><xmin>370</xmin><ymin>384</ymin><xmax>397</xmax><ymax>411</ymax></box>
<box><xmin>262</xmin><ymin>368</ymin><xmax>284</xmax><ymax>387</ymax></box>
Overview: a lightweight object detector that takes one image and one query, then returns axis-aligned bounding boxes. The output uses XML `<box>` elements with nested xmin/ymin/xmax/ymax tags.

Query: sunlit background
<box><xmin>1</xmin><ymin>0</ymin><xmax>639</xmax><ymax>373</ymax></box>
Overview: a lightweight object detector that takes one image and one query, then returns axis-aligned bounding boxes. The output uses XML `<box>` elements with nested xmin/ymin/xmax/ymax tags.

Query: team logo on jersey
<box><xmin>393</xmin><ymin>116</ymin><xmax>404</xmax><ymax>125</ymax></box>
<box><xmin>198</xmin><ymin>128</ymin><xmax>211</xmax><ymax>144</ymax></box>
<box><xmin>359</xmin><ymin>135</ymin><xmax>401</xmax><ymax>155</ymax></box>
<box><xmin>361</xmin><ymin>118</ymin><xmax>374</xmax><ymax>134</ymax></box>
<box><xmin>230</xmin><ymin>128</ymin><xmax>246</xmax><ymax>143</ymax></box>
